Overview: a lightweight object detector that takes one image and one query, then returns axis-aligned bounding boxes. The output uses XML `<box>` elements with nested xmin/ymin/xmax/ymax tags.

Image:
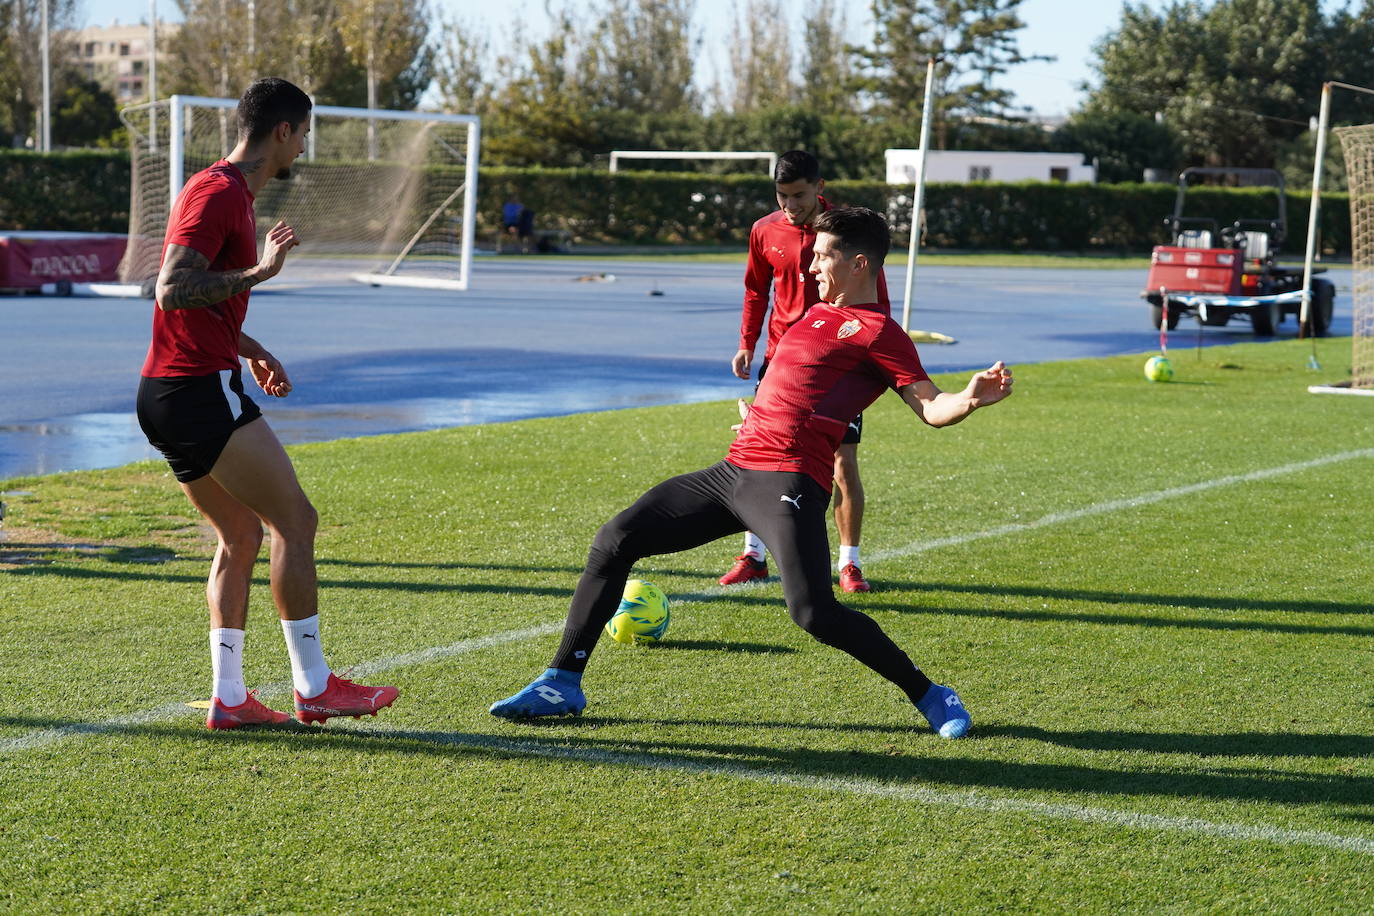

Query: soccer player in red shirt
<box><xmin>722</xmin><ymin>150</ymin><xmax>890</xmax><ymax>594</ymax></box>
<box><xmin>491</xmin><ymin>207</ymin><xmax>1012</xmax><ymax>738</ymax></box>
<box><xmin>136</xmin><ymin>78</ymin><xmax>398</xmax><ymax>730</ymax></box>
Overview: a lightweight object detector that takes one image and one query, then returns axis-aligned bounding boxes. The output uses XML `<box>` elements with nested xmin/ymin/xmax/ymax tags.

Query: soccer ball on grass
<box><xmin>1144</xmin><ymin>355</ymin><xmax>1174</xmax><ymax>382</ymax></box>
<box><xmin>605</xmin><ymin>579</ymin><xmax>670</xmax><ymax>644</ymax></box>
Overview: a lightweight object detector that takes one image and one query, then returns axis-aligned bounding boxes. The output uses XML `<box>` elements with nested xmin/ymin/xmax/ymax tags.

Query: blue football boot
<box><xmin>916</xmin><ymin>683</ymin><xmax>971</xmax><ymax>739</ymax></box>
<box><xmin>489</xmin><ymin>668</ymin><xmax>587</xmax><ymax>719</ymax></box>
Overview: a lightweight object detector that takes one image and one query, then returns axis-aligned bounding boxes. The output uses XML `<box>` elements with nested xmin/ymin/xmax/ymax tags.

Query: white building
<box><xmin>885</xmin><ymin>149</ymin><xmax>1096</xmax><ymax>185</ymax></box>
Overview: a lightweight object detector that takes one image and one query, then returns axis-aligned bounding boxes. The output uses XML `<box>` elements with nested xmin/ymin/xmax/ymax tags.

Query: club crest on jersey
<box><xmin>837</xmin><ymin>319</ymin><xmax>862</xmax><ymax>339</ymax></box>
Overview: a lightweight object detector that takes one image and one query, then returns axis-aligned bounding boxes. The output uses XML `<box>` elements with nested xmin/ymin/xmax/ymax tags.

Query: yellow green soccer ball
<box><xmin>605</xmin><ymin>579</ymin><xmax>670</xmax><ymax>645</ymax></box>
<box><xmin>1144</xmin><ymin>356</ymin><xmax>1174</xmax><ymax>382</ymax></box>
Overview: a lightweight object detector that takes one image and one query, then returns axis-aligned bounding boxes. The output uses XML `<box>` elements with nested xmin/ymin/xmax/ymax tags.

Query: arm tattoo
<box><xmin>156</xmin><ymin>243</ymin><xmax>261</xmax><ymax>311</ymax></box>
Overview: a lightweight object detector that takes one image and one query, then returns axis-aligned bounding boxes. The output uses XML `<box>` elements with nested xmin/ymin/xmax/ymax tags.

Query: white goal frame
<box><xmin>137</xmin><ymin>95</ymin><xmax>480</xmax><ymax>291</ymax></box>
<box><xmin>1305</xmin><ymin>80</ymin><xmax>1374</xmax><ymax>393</ymax></box>
<box><xmin>608</xmin><ymin>150</ymin><xmax>777</xmax><ymax>175</ymax></box>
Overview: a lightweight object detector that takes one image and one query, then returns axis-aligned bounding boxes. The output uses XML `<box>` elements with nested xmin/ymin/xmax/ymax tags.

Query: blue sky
<box><xmin>73</xmin><ymin>0</ymin><xmax>1174</xmax><ymax>116</ymax></box>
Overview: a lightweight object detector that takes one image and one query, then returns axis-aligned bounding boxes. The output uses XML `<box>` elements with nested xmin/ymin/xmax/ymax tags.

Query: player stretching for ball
<box><xmin>722</xmin><ymin>150</ymin><xmax>891</xmax><ymax>594</ymax></box>
<box><xmin>136</xmin><ymin>77</ymin><xmax>398</xmax><ymax>730</ymax></box>
<box><xmin>492</xmin><ymin>207</ymin><xmax>1012</xmax><ymax>738</ymax></box>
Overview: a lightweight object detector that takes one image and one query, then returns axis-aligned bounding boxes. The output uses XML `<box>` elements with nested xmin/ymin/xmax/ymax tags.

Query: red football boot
<box><xmin>206</xmin><ymin>691</ymin><xmax>292</xmax><ymax>730</ymax></box>
<box><xmin>294</xmin><ymin>672</ymin><xmax>399</xmax><ymax>724</ymax></box>
<box><xmin>839</xmin><ymin>564</ymin><xmax>872</xmax><ymax>593</ymax></box>
<box><xmin>719</xmin><ymin>554</ymin><xmax>768</xmax><ymax>586</ymax></box>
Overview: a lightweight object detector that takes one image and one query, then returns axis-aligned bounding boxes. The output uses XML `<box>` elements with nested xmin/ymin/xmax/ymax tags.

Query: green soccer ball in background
<box><xmin>1144</xmin><ymin>356</ymin><xmax>1174</xmax><ymax>382</ymax></box>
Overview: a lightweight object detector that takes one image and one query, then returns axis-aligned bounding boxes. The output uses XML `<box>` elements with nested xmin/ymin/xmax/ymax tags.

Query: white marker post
<box><xmin>40</xmin><ymin>0</ymin><xmax>51</xmax><ymax>152</ymax></box>
<box><xmin>1299</xmin><ymin>81</ymin><xmax>1330</xmax><ymax>352</ymax></box>
<box><xmin>901</xmin><ymin>57</ymin><xmax>939</xmax><ymax>334</ymax></box>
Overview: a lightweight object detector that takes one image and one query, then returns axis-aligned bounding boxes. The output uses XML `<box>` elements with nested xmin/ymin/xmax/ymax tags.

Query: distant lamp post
<box><xmin>40</xmin><ymin>0</ymin><xmax>51</xmax><ymax>151</ymax></box>
<box><xmin>149</xmin><ymin>0</ymin><xmax>158</xmax><ymax>106</ymax></box>
<box><xmin>149</xmin><ymin>0</ymin><xmax>158</xmax><ymax>152</ymax></box>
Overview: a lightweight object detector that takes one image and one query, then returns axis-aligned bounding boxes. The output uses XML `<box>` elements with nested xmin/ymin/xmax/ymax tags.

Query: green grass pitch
<box><xmin>1</xmin><ymin>339</ymin><xmax>1372</xmax><ymax>914</ymax></box>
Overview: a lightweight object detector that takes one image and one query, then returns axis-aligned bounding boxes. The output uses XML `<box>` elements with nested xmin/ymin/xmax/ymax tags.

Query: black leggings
<box><xmin>550</xmin><ymin>461</ymin><xmax>932</xmax><ymax>703</ymax></box>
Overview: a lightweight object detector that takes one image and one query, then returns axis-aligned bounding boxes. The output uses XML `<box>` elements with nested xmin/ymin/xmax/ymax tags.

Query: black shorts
<box><xmin>757</xmin><ymin>359</ymin><xmax>863</xmax><ymax>445</ymax></box>
<box><xmin>136</xmin><ymin>369</ymin><xmax>262</xmax><ymax>483</ymax></box>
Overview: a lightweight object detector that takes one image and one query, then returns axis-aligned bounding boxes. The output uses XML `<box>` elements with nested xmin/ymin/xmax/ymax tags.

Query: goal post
<box><xmin>118</xmin><ymin>95</ymin><xmax>480</xmax><ymax>292</ymax></box>
<box><xmin>608</xmin><ymin>150</ymin><xmax>777</xmax><ymax>175</ymax></box>
<box><xmin>1305</xmin><ymin>80</ymin><xmax>1374</xmax><ymax>395</ymax></box>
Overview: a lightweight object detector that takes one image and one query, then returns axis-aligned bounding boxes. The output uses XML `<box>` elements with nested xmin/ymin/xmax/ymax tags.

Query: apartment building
<box><xmin>68</xmin><ymin>20</ymin><xmax>180</xmax><ymax>102</ymax></box>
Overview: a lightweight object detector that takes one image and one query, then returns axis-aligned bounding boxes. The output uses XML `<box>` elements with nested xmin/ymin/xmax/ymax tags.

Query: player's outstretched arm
<box><xmin>899</xmin><ymin>361</ymin><xmax>1013</xmax><ymax>428</ymax></box>
<box><xmin>239</xmin><ymin>332</ymin><xmax>292</xmax><ymax>398</ymax></box>
<box><xmin>156</xmin><ymin>221</ymin><xmax>299</xmax><ymax>311</ymax></box>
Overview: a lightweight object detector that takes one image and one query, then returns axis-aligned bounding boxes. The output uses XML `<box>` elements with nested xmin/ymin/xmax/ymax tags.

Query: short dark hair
<box><xmin>812</xmin><ymin>207</ymin><xmax>890</xmax><ymax>269</ymax></box>
<box><xmin>774</xmin><ymin>150</ymin><xmax>821</xmax><ymax>185</ymax></box>
<box><xmin>237</xmin><ymin>77</ymin><xmax>312</xmax><ymax>143</ymax></box>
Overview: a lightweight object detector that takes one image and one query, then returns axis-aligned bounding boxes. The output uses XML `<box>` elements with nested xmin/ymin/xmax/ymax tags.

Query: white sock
<box><xmin>210</xmin><ymin>628</ymin><xmax>247</xmax><ymax>706</ymax></box>
<box><xmin>743</xmin><ymin>531</ymin><xmax>767</xmax><ymax>560</ymax></box>
<box><xmin>838</xmin><ymin>544</ymin><xmax>860</xmax><ymax>571</ymax></box>
<box><xmin>281</xmin><ymin>615</ymin><xmax>332</xmax><ymax>698</ymax></box>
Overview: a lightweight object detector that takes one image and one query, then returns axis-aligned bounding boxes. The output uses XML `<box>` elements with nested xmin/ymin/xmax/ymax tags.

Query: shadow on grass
<box><xmin>981</xmin><ymin>724</ymin><xmax>1374</xmax><ymax>759</ymax></box>
<box><xmin>3</xmin><ymin>553</ymin><xmax>719</xmax><ymax>587</ymax></box>
<box><xmin>871</xmin><ymin>580</ymin><xmax>1372</xmax><ymax>618</ymax></box>
<box><xmin>0</xmin><ymin>543</ymin><xmax>178</xmax><ymax>565</ymax></box>
<box><xmin>316</xmin><ymin>558</ymin><xmax>723</xmax><ymax>582</ymax></box>
<box><xmin>4</xmin><ymin>713</ymin><xmax>1372</xmax><ymax>813</ymax></box>
<box><xmin>8</xmin><ymin>563</ymin><xmax>1373</xmax><ymax>638</ymax></box>
<box><xmin>2</xmin><ymin>564</ymin><xmax>582</xmax><ymax>598</ymax></box>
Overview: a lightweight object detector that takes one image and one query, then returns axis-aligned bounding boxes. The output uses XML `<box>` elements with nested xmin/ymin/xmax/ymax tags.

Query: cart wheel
<box><xmin>1251</xmin><ymin>299</ymin><xmax>1279</xmax><ymax>336</ymax></box>
<box><xmin>1150</xmin><ymin>302</ymin><xmax>1180</xmax><ymax>331</ymax></box>
<box><xmin>1301</xmin><ymin>278</ymin><xmax>1335</xmax><ymax>337</ymax></box>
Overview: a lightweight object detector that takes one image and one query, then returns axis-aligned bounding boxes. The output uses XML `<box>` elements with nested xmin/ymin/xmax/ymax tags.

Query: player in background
<box><xmin>723</xmin><ymin>150</ymin><xmax>891</xmax><ymax>593</ymax></box>
<box><xmin>491</xmin><ymin>207</ymin><xmax>1012</xmax><ymax>738</ymax></box>
<box><xmin>136</xmin><ymin>77</ymin><xmax>399</xmax><ymax>729</ymax></box>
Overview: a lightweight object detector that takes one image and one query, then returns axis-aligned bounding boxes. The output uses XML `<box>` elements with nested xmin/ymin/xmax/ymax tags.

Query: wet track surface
<box><xmin>0</xmin><ymin>257</ymin><xmax>1352</xmax><ymax>479</ymax></box>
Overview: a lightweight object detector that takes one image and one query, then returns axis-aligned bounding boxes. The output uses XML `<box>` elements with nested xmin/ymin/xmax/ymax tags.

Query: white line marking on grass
<box><xmin>0</xmin><ymin>624</ymin><xmax>561</xmax><ymax>755</ymax></box>
<box><xmin>869</xmin><ymin>448</ymin><xmax>1374</xmax><ymax>564</ymax></box>
<box><xmin>369</xmin><ymin>725</ymin><xmax>1374</xmax><ymax>857</ymax></box>
<box><xmin>7</xmin><ymin>447</ymin><xmax>1373</xmax><ymax>756</ymax></box>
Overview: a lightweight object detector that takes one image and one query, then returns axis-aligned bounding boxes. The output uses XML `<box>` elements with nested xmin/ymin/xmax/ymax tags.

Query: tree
<box><xmin>725</xmin><ymin>0</ymin><xmax>795</xmax><ymax>113</ymax></box>
<box><xmin>0</xmin><ymin>0</ymin><xmax>82</xmax><ymax>147</ymax></box>
<box><xmin>1276</xmin><ymin>129</ymin><xmax>1347</xmax><ymax>193</ymax></box>
<box><xmin>52</xmin><ymin>79</ymin><xmax>123</xmax><ymax>147</ymax></box>
<box><xmin>473</xmin><ymin>8</ymin><xmax>589</xmax><ymax>165</ymax></box>
<box><xmin>1052</xmin><ymin>110</ymin><xmax>1181</xmax><ymax>183</ymax></box>
<box><xmin>851</xmin><ymin>0</ymin><xmax>1051</xmax><ymax>148</ymax></box>
<box><xmin>166</xmin><ymin>0</ymin><xmax>430</xmax><ymax>109</ymax></box>
<box><xmin>577</xmin><ymin>0</ymin><xmax>700</xmax><ymax>116</ymax></box>
<box><xmin>0</xmin><ymin>2</ymin><xmax>18</xmax><ymax>145</ymax></box>
<box><xmin>1085</xmin><ymin>0</ymin><xmax>1331</xmax><ymax>169</ymax></box>
<box><xmin>165</xmin><ymin>0</ymin><xmax>255</xmax><ymax>99</ymax></box>
<box><xmin>434</xmin><ymin>17</ymin><xmax>491</xmax><ymax>115</ymax></box>
<box><xmin>467</xmin><ymin>0</ymin><xmax>702</xmax><ymax>167</ymax></box>
<box><xmin>336</xmin><ymin>0</ymin><xmax>434</xmax><ymax>114</ymax></box>
<box><xmin>798</xmin><ymin>0</ymin><xmax>854</xmax><ymax>112</ymax></box>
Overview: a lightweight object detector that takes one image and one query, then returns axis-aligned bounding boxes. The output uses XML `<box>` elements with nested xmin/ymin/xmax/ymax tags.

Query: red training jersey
<box><xmin>727</xmin><ymin>303</ymin><xmax>930</xmax><ymax>490</ymax></box>
<box><xmin>740</xmin><ymin>197</ymin><xmax>891</xmax><ymax>365</ymax></box>
<box><xmin>141</xmin><ymin>160</ymin><xmax>257</xmax><ymax>377</ymax></box>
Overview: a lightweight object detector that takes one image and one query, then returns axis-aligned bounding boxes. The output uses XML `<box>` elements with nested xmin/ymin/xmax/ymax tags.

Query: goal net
<box><xmin>1336</xmin><ymin>123</ymin><xmax>1374</xmax><ymax>388</ymax></box>
<box><xmin>118</xmin><ymin>95</ymin><xmax>480</xmax><ymax>291</ymax></box>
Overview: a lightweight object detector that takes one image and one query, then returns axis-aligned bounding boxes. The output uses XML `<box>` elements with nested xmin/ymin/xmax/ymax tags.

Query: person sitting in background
<box><xmin>501</xmin><ymin>194</ymin><xmax>535</xmax><ymax>251</ymax></box>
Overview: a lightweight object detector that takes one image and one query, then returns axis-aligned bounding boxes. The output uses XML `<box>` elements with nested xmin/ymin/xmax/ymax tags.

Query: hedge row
<box><xmin>0</xmin><ymin>150</ymin><xmax>130</xmax><ymax>233</ymax></box>
<box><xmin>0</xmin><ymin>151</ymin><xmax>1352</xmax><ymax>255</ymax></box>
<box><xmin>480</xmin><ymin>167</ymin><xmax>1352</xmax><ymax>254</ymax></box>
